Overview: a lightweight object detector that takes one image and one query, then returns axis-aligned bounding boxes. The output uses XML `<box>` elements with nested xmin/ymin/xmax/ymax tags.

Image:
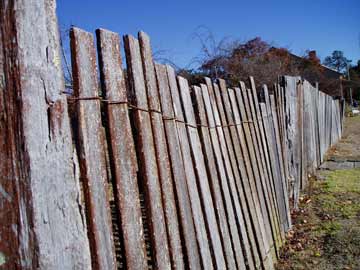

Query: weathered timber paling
<box><xmin>70</xmin><ymin>27</ymin><xmax>116</xmax><ymax>270</ymax></box>
<box><xmin>245</xmin><ymin>83</ymin><xmax>280</xmax><ymax>258</ymax></box>
<box><xmin>138</xmin><ymin>31</ymin><xmax>184</xmax><ymax>270</ymax></box>
<box><xmin>192</xmin><ymin>85</ymin><xmax>239</xmax><ymax>270</ymax></box>
<box><xmin>242</xmin><ymin>87</ymin><xmax>274</xmax><ymax>253</ymax></box>
<box><xmin>177</xmin><ymin>77</ymin><xmax>227</xmax><ymax>270</ymax></box>
<box><xmin>123</xmin><ymin>34</ymin><xmax>171</xmax><ymax>270</ymax></box>
<box><xmin>0</xmin><ymin>1</ymin><xmax>92</xmax><ymax>269</ymax></box>
<box><xmin>1</xmin><ymin>11</ymin><xmax>344</xmax><ymax>269</ymax></box>
<box><xmin>167</xmin><ymin>67</ymin><xmax>214</xmax><ymax>270</ymax></box>
<box><xmin>155</xmin><ymin>64</ymin><xmax>201</xmax><ymax>270</ymax></box>
<box><xmin>201</xmin><ymin>83</ymin><xmax>255</xmax><ymax>270</ymax></box>
<box><xmin>208</xmin><ymin>78</ymin><xmax>261</xmax><ymax>270</ymax></box>
<box><xmin>234</xmin><ymin>83</ymin><xmax>273</xmax><ymax>270</ymax></box>
<box><xmin>248</xmin><ymin>78</ymin><xmax>283</xmax><ymax>252</ymax></box>
<box><xmin>96</xmin><ymin>28</ymin><xmax>147</xmax><ymax>270</ymax></box>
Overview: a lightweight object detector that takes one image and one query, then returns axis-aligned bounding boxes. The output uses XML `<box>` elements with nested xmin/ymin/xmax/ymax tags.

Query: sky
<box><xmin>57</xmin><ymin>0</ymin><xmax>360</xmax><ymax>69</ymax></box>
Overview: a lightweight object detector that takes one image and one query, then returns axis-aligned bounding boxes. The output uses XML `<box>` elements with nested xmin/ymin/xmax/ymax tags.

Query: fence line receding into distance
<box><xmin>0</xmin><ymin>5</ymin><xmax>343</xmax><ymax>269</ymax></box>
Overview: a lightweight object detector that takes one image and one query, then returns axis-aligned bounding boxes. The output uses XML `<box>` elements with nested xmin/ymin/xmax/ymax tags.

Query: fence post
<box><xmin>0</xmin><ymin>1</ymin><xmax>91</xmax><ymax>268</ymax></box>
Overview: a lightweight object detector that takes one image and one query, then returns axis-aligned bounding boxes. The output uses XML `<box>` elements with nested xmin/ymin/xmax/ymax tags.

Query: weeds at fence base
<box><xmin>276</xmin><ymin>169</ymin><xmax>360</xmax><ymax>270</ymax></box>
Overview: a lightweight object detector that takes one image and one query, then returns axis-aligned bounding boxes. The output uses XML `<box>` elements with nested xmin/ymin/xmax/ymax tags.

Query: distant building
<box><xmin>287</xmin><ymin>50</ymin><xmax>343</xmax><ymax>97</ymax></box>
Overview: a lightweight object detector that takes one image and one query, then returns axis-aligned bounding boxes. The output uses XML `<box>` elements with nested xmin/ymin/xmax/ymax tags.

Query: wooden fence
<box><xmin>0</xmin><ymin>1</ymin><xmax>343</xmax><ymax>269</ymax></box>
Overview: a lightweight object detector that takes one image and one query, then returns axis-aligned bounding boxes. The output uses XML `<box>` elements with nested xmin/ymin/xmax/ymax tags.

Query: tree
<box><xmin>323</xmin><ymin>50</ymin><xmax>351</xmax><ymax>73</ymax></box>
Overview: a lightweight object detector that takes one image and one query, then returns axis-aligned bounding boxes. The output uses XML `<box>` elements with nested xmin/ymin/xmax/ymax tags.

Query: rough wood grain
<box><xmin>177</xmin><ymin>77</ymin><xmax>226</xmax><ymax>270</ymax></box>
<box><xmin>248</xmin><ymin>78</ymin><xmax>283</xmax><ymax>249</ymax></box>
<box><xmin>192</xmin><ymin>85</ymin><xmax>238</xmax><ymax>270</ymax></box>
<box><xmin>96</xmin><ymin>28</ymin><xmax>147</xmax><ymax>270</ymax></box>
<box><xmin>0</xmin><ymin>2</ymin><xmax>91</xmax><ymax>268</ymax></box>
<box><xmin>242</xmin><ymin>87</ymin><xmax>273</xmax><ymax>250</ymax></box>
<box><xmin>246</xmin><ymin>81</ymin><xmax>281</xmax><ymax>257</ymax></box>
<box><xmin>206</xmin><ymin>78</ymin><xmax>262</xmax><ymax>270</ymax></box>
<box><xmin>234</xmin><ymin>84</ymin><xmax>274</xmax><ymax>270</ymax></box>
<box><xmin>155</xmin><ymin>64</ymin><xmax>201</xmax><ymax>270</ymax></box>
<box><xmin>123</xmin><ymin>34</ymin><xmax>171</xmax><ymax>270</ymax></box>
<box><xmin>166</xmin><ymin>67</ymin><xmax>214</xmax><ymax>270</ymax></box>
<box><xmin>263</xmin><ymin>85</ymin><xmax>291</xmax><ymax>230</ymax></box>
<box><xmin>201</xmin><ymin>83</ymin><xmax>255</xmax><ymax>270</ymax></box>
<box><xmin>259</xmin><ymin>100</ymin><xmax>288</xmax><ymax>234</ymax></box>
<box><xmin>138</xmin><ymin>32</ymin><xmax>184</xmax><ymax>270</ymax></box>
<box><xmin>70</xmin><ymin>27</ymin><xmax>116</xmax><ymax>270</ymax></box>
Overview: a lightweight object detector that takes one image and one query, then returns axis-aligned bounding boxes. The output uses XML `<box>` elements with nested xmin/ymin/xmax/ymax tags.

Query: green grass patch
<box><xmin>276</xmin><ymin>169</ymin><xmax>360</xmax><ymax>270</ymax></box>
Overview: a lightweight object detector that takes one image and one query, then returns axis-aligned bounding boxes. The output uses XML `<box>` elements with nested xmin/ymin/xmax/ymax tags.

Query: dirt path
<box><xmin>326</xmin><ymin>116</ymin><xmax>360</xmax><ymax>161</ymax></box>
<box><xmin>276</xmin><ymin>116</ymin><xmax>360</xmax><ymax>270</ymax></box>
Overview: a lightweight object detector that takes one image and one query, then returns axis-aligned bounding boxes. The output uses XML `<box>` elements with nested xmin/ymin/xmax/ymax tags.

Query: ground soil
<box><xmin>276</xmin><ymin>116</ymin><xmax>360</xmax><ymax>270</ymax></box>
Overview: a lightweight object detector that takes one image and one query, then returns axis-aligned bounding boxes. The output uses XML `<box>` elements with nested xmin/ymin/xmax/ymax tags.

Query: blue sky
<box><xmin>57</xmin><ymin>0</ymin><xmax>360</xmax><ymax>69</ymax></box>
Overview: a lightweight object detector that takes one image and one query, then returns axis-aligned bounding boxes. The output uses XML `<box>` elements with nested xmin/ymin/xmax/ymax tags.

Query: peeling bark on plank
<box><xmin>192</xmin><ymin>85</ymin><xmax>238</xmax><ymax>270</ymax></box>
<box><xmin>205</xmin><ymin>78</ymin><xmax>260</xmax><ymax>270</ymax></box>
<box><xmin>176</xmin><ymin>77</ymin><xmax>227</xmax><ymax>270</ymax></box>
<box><xmin>123</xmin><ymin>34</ymin><xmax>171</xmax><ymax>270</ymax></box>
<box><xmin>0</xmin><ymin>1</ymin><xmax>92</xmax><ymax>268</ymax></box>
<box><xmin>167</xmin><ymin>67</ymin><xmax>214</xmax><ymax>270</ymax></box>
<box><xmin>96</xmin><ymin>28</ymin><xmax>147</xmax><ymax>270</ymax></box>
<box><xmin>155</xmin><ymin>64</ymin><xmax>201</xmax><ymax>270</ymax></box>
<box><xmin>138</xmin><ymin>32</ymin><xmax>184</xmax><ymax>270</ymax></box>
<box><xmin>201</xmin><ymin>83</ymin><xmax>254</xmax><ymax>270</ymax></box>
<box><xmin>70</xmin><ymin>27</ymin><xmax>116</xmax><ymax>270</ymax></box>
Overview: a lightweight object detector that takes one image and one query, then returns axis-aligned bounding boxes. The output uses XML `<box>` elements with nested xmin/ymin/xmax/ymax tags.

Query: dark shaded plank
<box><xmin>138</xmin><ymin>32</ymin><xmax>184</xmax><ymax>270</ymax></box>
<box><xmin>166</xmin><ymin>66</ymin><xmax>214</xmax><ymax>270</ymax></box>
<box><xmin>201</xmin><ymin>83</ymin><xmax>255</xmax><ymax>270</ymax></box>
<box><xmin>96</xmin><ymin>29</ymin><xmax>147</xmax><ymax>270</ymax></box>
<box><xmin>123</xmin><ymin>34</ymin><xmax>171</xmax><ymax>270</ymax></box>
<box><xmin>177</xmin><ymin>77</ymin><xmax>226</xmax><ymax>270</ymax></box>
<box><xmin>155</xmin><ymin>64</ymin><xmax>201</xmax><ymax>270</ymax></box>
<box><xmin>70</xmin><ymin>27</ymin><xmax>116</xmax><ymax>270</ymax></box>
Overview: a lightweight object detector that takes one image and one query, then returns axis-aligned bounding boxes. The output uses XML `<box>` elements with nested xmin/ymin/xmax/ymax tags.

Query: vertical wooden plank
<box><xmin>242</xmin><ymin>87</ymin><xmax>275</xmax><ymax>254</ymax></box>
<box><xmin>249</xmin><ymin>79</ymin><xmax>284</xmax><ymax>245</ymax></box>
<box><xmin>192</xmin><ymin>85</ymin><xmax>239</xmax><ymax>270</ymax></box>
<box><xmin>166</xmin><ymin>66</ymin><xmax>214</xmax><ymax>270</ymax></box>
<box><xmin>70</xmin><ymin>27</ymin><xmax>116</xmax><ymax>270</ymax></box>
<box><xmin>155</xmin><ymin>64</ymin><xmax>201</xmax><ymax>270</ymax></box>
<box><xmin>0</xmin><ymin>2</ymin><xmax>91</xmax><ymax>268</ymax></box>
<box><xmin>223</xmin><ymin>80</ymin><xmax>276</xmax><ymax>263</ymax></box>
<box><xmin>201</xmin><ymin>83</ymin><xmax>257</xmax><ymax>270</ymax></box>
<box><xmin>261</xmin><ymin>85</ymin><xmax>290</xmax><ymax>232</ymax></box>
<box><xmin>177</xmin><ymin>77</ymin><xmax>226</xmax><ymax>270</ymax></box>
<box><xmin>123</xmin><ymin>34</ymin><xmax>171</xmax><ymax>270</ymax></box>
<box><xmin>268</xmin><ymin>92</ymin><xmax>291</xmax><ymax>229</ymax></box>
<box><xmin>231</xmin><ymin>84</ymin><xmax>274</xmax><ymax>270</ymax></box>
<box><xmin>283</xmin><ymin>76</ymin><xmax>300</xmax><ymax>204</ymax></box>
<box><xmin>138</xmin><ymin>32</ymin><xmax>184</xmax><ymax>270</ymax></box>
<box><xmin>206</xmin><ymin>79</ymin><xmax>262</xmax><ymax>270</ymax></box>
<box><xmin>96</xmin><ymin>29</ymin><xmax>148</xmax><ymax>270</ymax></box>
<box><xmin>246</xmin><ymin>81</ymin><xmax>282</xmax><ymax>255</ymax></box>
